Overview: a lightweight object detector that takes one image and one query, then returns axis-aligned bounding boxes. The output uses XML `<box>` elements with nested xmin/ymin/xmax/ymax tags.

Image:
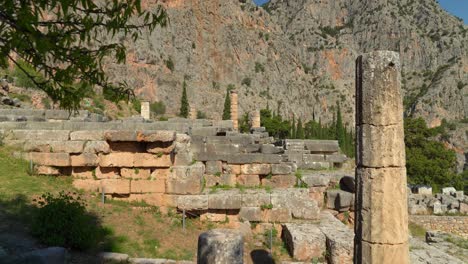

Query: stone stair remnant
<box><xmin>354</xmin><ymin>51</ymin><xmax>409</xmax><ymax>263</ymax></box>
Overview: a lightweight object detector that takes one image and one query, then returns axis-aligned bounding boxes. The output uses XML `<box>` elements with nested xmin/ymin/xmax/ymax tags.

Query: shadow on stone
<box><xmin>250</xmin><ymin>249</ymin><xmax>275</xmax><ymax>264</ymax></box>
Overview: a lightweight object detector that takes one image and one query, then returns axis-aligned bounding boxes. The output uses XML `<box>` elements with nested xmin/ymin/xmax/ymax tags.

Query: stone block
<box><xmin>359</xmin><ymin>241</ymin><xmax>409</xmax><ymax>264</ymax></box>
<box><xmin>356</xmin><ymin>167</ymin><xmax>408</xmax><ymax>244</ymax></box>
<box><xmin>83</xmin><ymin>141</ymin><xmax>110</xmax><ymax>154</ymax></box>
<box><xmin>302</xmin><ymin>174</ymin><xmax>330</xmax><ymax>187</ymax></box>
<box><xmin>271</xmin><ymin>189</ymin><xmax>320</xmax><ymax>220</ymax></box>
<box><xmin>303</xmin><ymin>154</ymin><xmax>325</xmax><ymax>163</ymax></box>
<box><xmin>309</xmin><ymin>187</ymin><xmax>327</xmax><ymax>208</ymax></box>
<box><xmin>104</xmin><ymin>131</ymin><xmax>137</xmax><ymax>141</ymax></box>
<box><xmin>108</xmin><ymin>142</ymin><xmax>146</xmax><ymax>153</ymax></box>
<box><xmin>127</xmin><ymin>193</ymin><xmax>164</xmax><ymax>207</ymax></box>
<box><xmin>150</xmin><ymin>168</ymin><xmax>170</xmax><ymax>179</ymax></box>
<box><xmin>146</xmin><ymin>141</ymin><xmax>175</xmax><ymax>154</ymax></box>
<box><xmin>239</xmin><ymin>207</ymin><xmax>262</xmax><ymax>222</ymax></box>
<box><xmin>220</xmin><ymin>174</ymin><xmax>237</xmax><ymax>186</ymax></box>
<box><xmin>24</xmin><ymin>140</ymin><xmax>84</xmax><ymax>153</ymax></box>
<box><xmin>208</xmin><ymin>190</ymin><xmax>242</xmax><ymax>209</ymax></box>
<box><xmin>224</xmin><ymin>164</ymin><xmax>241</xmax><ymax>175</ymax></box>
<box><xmin>241</xmin><ymin>190</ymin><xmax>271</xmax><ymax>207</ymax></box>
<box><xmin>206</xmin><ymin>143</ymin><xmax>240</xmax><ymax>155</ymax></box>
<box><xmin>227</xmin><ymin>154</ymin><xmax>281</xmax><ymax>164</ymax></box>
<box><xmin>237</xmin><ymin>174</ymin><xmax>260</xmax><ymax>187</ymax></box>
<box><xmin>131</xmin><ymin>180</ymin><xmax>165</xmax><ymax>193</ymax></box>
<box><xmin>326</xmin><ymin>154</ymin><xmax>347</xmax><ymax>163</ymax></box>
<box><xmin>166</xmin><ymin>163</ymin><xmax>204</xmax><ymax>194</ymax></box>
<box><xmin>72</xmin><ymin>167</ymin><xmax>95</xmax><ymax>178</ymax></box>
<box><xmin>134</xmin><ymin>153</ymin><xmax>172</xmax><ymax>168</ymax></box>
<box><xmin>201</xmin><ymin>211</ymin><xmax>228</xmax><ymax>222</ymax></box>
<box><xmin>240</xmin><ymin>164</ymin><xmax>271</xmax><ymax>175</ymax></box>
<box><xmin>205</xmin><ymin>160</ymin><xmax>223</xmax><ymax>175</ymax></box>
<box><xmin>70</xmin><ymin>130</ymin><xmax>105</xmax><ymax>141</ymax></box>
<box><xmin>30</xmin><ymin>152</ymin><xmax>70</xmax><ymax>167</ymax></box>
<box><xmin>99</xmin><ymin>153</ymin><xmax>134</xmax><ymax>167</ymax></box>
<box><xmin>442</xmin><ymin>187</ymin><xmax>456</xmax><ymax>195</ymax></box>
<box><xmin>204</xmin><ymin>175</ymin><xmax>220</xmax><ymax>188</ymax></box>
<box><xmin>101</xmin><ymin>179</ymin><xmax>130</xmax><ymax>194</ymax></box>
<box><xmin>261</xmin><ymin>144</ymin><xmax>283</xmax><ymax>154</ymax></box>
<box><xmin>121</xmin><ymin>168</ymin><xmax>151</xmax><ymax>179</ymax></box>
<box><xmin>177</xmin><ymin>195</ymin><xmax>208</xmax><ymax>210</ymax></box>
<box><xmin>70</xmin><ymin>153</ymin><xmax>99</xmax><ymax>167</ymax></box>
<box><xmin>261</xmin><ymin>175</ymin><xmax>296</xmax><ymax>188</ymax></box>
<box><xmin>282</xmin><ymin>223</ymin><xmax>326</xmax><ymax>261</ymax></box>
<box><xmin>7</xmin><ymin>130</ymin><xmax>70</xmax><ymax>141</ymax></box>
<box><xmin>326</xmin><ymin>190</ymin><xmax>354</xmax><ymax>211</ymax></box>
<box><xmin>136</xmin><ymin>130</ymin><xmax>176</xmax><ymax>142</ymax></box>
<box><xmin>356</xmin><ymin>124</ymin><xmax>405</xmax><ymax>168</ymax></box>
<box><xmin>35</xmin><ymin>165</ymin><xmax>61</xmax><ymax>175</ymax></box>
<box><xmin>197</xmin><ymin>229</ymin><xmax>243</xmax><ymax>264</ymax></box>
<box><xmin>73</xmin><ymin>179</ymin><xmax>100</xmax><ymax>192</ymax></box>
<box><xmin>304</xmin><ymin>140</ymin><xmax>339</xmax><ymax>153</ymax></box>
<box><xmin>95</xmin><ymin>167</ymin><xmax>120</xmax><ymax>179</ymax></box>
<box><xmin>262</xmin><ymin>208</ymin><xmax>291</xmax><ymax>222</ymax></box>
<box><xmin>318</xmin><ymin>212</ymin><xmax>354</xmax><ymax>264</ymax></box>
<box><xmin>271</xmin><ymin>164</ymin><xmax>293</xmax><ymax>175</ymax></box>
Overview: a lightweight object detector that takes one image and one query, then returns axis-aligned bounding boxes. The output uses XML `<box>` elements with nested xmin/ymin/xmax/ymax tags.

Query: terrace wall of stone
<box><xmin>410</xmin><ymin>215</ymin><xmax>468</xmax><ymax>238</ymax></box>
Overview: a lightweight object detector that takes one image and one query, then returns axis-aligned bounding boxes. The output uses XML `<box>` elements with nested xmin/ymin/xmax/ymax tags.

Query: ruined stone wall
<box><xmin>410</xmin><ymin>215</ymin><xmax>468</xmax><ymax>238</ymax></box>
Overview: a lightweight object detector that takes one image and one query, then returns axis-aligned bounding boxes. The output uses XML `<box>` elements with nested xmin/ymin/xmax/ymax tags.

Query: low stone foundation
<box><xmin>410</xmin><ymin>215</ymin><xmax>468</xmax><ymax>238</ymax></box>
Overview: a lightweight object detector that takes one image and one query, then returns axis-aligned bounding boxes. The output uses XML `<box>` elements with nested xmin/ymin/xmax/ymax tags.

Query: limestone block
<box><xmin>104</xmin><ymin>131</ymin><xmax>137</xmax><ymax>141</ymax></box>
<box><xmin>35</xmin><ymin>165</ymin><xmax>61</xmax><ymax>175</ymax></box>
<box><xmin>225</xmin><ymin>164</ymin><xmax>241</xmax><ymax>175</ymax></box>
<box><xmin>134</xmin><ymin>153</ymin><xmax>172</xmax><ymax>168</ymax></box>
<box><xmin>150</xmin><ymin>168</ymin><xmax>170</xmax><ymax>179</ymax></box>
<box><xmin>356</xmin><ymin>123</ymin><xmax>405</xmax><ymax>168</ymax></box>
<box><xmin>239</xmin><ymin>207</ymin><xmax>262</xmax><ymax>222</ymax></box>
<box><xmin>70</xmin><ymin>153</ymin><xmax>98</xmax><ymax>167</ymax></box>
<box><xmin>7</xmin><ymin>130</ymin><xmax>70</xmax><ymax>141</ymax></box>
<box><xmin>237</xmin><ymin>174</ymin><xmax>260</xmax><ymax>187</ymax></box>
<box><xmin>24</xmin><ymin>140</ymin><xmax>84</xmax><ymax>153</ymax></box>
<box><xmin>201</xmin><ymin>211</ymin><xmax>228</xmax><ymax>222</ymax></box>
<box><xmin>96</xmin><ymin>167</ymin><xmax>120</xmax><ymax>179</ymax></box>
<box><xmin>309</xmin><ymin>187</ymin><xmax>327</xmax><ymax>208</ymax></box>
<box><xmin>204</xmin><ymin>175</ymin><xmax>220</xmax><ymax>188</ymax></box>
<box><xmin>166</xmin><ymin>163</ymin><xmax>204</xmax><ymax>194</ymax></box>
<box><xmin>161</xmin><ymin>194</ymin><xmax>180</xmax><ymax>207</ymax></box>
<box><xmin>208</xmin><ymin>190</ymin><xmax>242</xmax><ymax>209</ymax></box>
<box><xmin>205</xmin><ymin>160</ymin><xmax>223</xmax><ymax>175</ymax></box>
<box><xmin>30</xmin><ymin>152</ymin><xmax>70</xmax><ymax>167</ymax></box>
<box><xmin>108</xmin><ymin>142</ymin><xmax>146</xmax><ymax>152</ymax></box>
<box><xmin>70</xmin><ymin>130</ymin><xmax>105</xmax><ymax>141</ymax></box>
<box><xmin>303</xmin><ymin>154</ymin><xmax>325</xmax><ymax>163</ymax></box>
<box><xmin>136</xmin><ymin>130</ymin><xmax>176</xmax><ymax>142</ymax></box>
<box><xmin>326</xmin><ymin>154</ymin><xmax>347</xmax><ymax>163</ymax></box>
<box><xmin>227</xmin><ymin>154</ymin><xmax>281</xmax><ymax>164</ymax></box>
<box><xmin>302</xmin><ymin>174</ymin><xmax>330</xmax><ymax>187</ymax></box>
<box><xmin>261</xmin><ymin>175</ymin><xmax>296</xmax><ymax>188</ymax></box>
<box><xmin>72</xmin><ymin>167</ymin><xmax>95</xmax><ymax>178</ymax></box>
<box><xmin>359</xmin><ymin>241</ymin><xmax>409</xmax><ymax>264</ymax></box>
<box><xmin>271</xmin><ymin>189</ymin><xmax>320</xmax><ymax>220</ymax></box>
<box><xmin>197</xmin><ymin>229</ymin><xmax>243</xmax><ymax>264</ymax></box>
<box><xmin>282</xmin><ymin>223</ymin><xmax>326</xmax><ymax>261</ymax></box>
<box><xmin>131</xmin><ymin>180</ymin><xmax>165</xmax><ymax>193</ymax></box>
<box><xmin>261</xmin><ymin>144</ymin><xmax>283</xmax><ymax>154</ymax></box>
<box><xmin>127</xmin><ymin>193</ymin><xmax>164</xmax><ymax>207</ymax></box>
<box><xmin>304</xmin><ymin>140</ymin><xmax>339</xmax><ymax>153</ymax></box>
<box><xmin>73</xmin><ymin>179</ymin><xmax>100</xmax><ymax>192</ymax></box>
<box><xmin>318</xmin><ymin>212</ymin><xmax>354</xmax><ymax>264</ymax></box>
<box><xmin>262</xmin><ymin>208</ymin><xmax>291</xmax><ymax>222</ymax></box>
<box><xmin>121</xmin><ymin>168</ymin><xmax>151</xmax><ymax>179</ymax></box>
<box><xmin>271</xmin><ymin>164</ymin><xmax>293</xmax><ymax>175</ymax></box>
<box><xmin>326</xmin><ymin>190</ymin><xmax>354</xmax><ymax>211</ymax></box>
<box><xmin>241</xmin><ymin>190</ymin><xmax>271</xmax><ymax>207</ymax></box>
<box><xmin>442</xmin><ymin>187</ymin><xmax>456</xmax><ymax>195</ymax></box>
<box><xmin>99</xmin><ymin>153</ymin><xmax>134</xmax><ymax>167</ymax></box>
<box><xmin>146</xmin><ymin>141</ymin><xmax>175</xmax><ymax>154</ymax></box>
<box><xmin>101</xmin><ymin>179</ymin><xmax>130</xmax><ymax>194</ymax></box>
<box><xmin>83</xmin><ymin>141</ymin><xmax>110</xmax><ymax>154</ymax></box>
<box><xmin>240</xmin><ymin>164</ymin><xmax>271</xmax><ymax>175</ymax></box>
<box><xmin>178</xmin><ymin>195</ymin><xmax>208</xmax><ymax>210</ymax></box>
<box><xmin>356</xmin><ymin>167</ymin><xmax>408</xmax><ymax>244</ymax></box>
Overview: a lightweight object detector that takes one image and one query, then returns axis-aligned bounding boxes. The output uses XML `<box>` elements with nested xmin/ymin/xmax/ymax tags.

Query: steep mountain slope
<box><xmin>107</xmin><ymin>0</ymin><xmax>467</xmax><ymax>130</ymax></box>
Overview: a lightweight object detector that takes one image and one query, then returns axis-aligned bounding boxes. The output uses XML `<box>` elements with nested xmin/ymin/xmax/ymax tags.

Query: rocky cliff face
<box><xmin>107</xmin><ymin>0</ymin><xmax>468</xmax><ymax>130</ymax></box>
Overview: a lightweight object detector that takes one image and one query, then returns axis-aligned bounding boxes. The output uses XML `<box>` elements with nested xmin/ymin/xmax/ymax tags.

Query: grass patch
<box><xmin>409</xmin><ymin>222</ymin><xmax>427</xmax><ymax>238</ymax></box>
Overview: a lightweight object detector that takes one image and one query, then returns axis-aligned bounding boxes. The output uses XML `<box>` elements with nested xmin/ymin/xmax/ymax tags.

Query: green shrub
<box><xmin>165</xmin><ymin>57</ymin><xmax>175</xmax><ymax>72</ymax></box>
<box><xmin>32</xmin><ymin>192</ymin><xmax>102</xmax><ymax>250</ymax></box>
<box><xmin>132</xmin><ymin>99</ymin><xmax>141</xmax><ymax>113</ymax></box>
<box><xmin>150</xmin><ymin>101</ymin><xmax>166</xmax><ymax>115</ymax></box>
<box><xmin>197</xmin><ymin>110</ymin><xmax>207</xmax><ymax>119</ymax></box>
<box><xmin>241</xmin><ymin>77</ymin><xmax>252</xmax><ymax>87</ymax></box>
<box><xmin>11</xmin><ymin>60</ymin><xmax>45</xmax><ymax>89</ymax></box>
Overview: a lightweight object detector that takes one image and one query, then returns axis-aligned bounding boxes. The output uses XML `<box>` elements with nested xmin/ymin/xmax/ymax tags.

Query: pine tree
<box><xmin>291</xmin><ymin>115</ymin><xmax>296</xmax><ymax>139</ymax></box>
<box><xmin>296</xmin><ymin>118</ymin><xmax>304</xmax><ymax>139</ymax></box>
<box><xmin>179</xmin><ymin>80</ymin><xmax>189</xmax><ymax>118</ymax></box>
<box><xmin>336</xmin><ymin>103</ymin><xmax>345</xmax><ymax>148</ymax></box>
<box><xmin>222</xmin><ymin>88</ymin><xmax>231</xmax><ymax>120</ymax></box>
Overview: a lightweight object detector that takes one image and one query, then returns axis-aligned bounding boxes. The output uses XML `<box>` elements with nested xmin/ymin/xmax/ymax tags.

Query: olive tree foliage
<box><xmin>0</xmin><ymin>0</ymin><xmax>167</xmax><ymax>110</ymax></box>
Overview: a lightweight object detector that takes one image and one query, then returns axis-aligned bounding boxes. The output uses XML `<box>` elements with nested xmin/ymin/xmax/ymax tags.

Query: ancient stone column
<box><xmin>251</xmin><ymin>109</ymin><xmax>261</xmax><ymax>129</ymax></box>
<box><xmin>141</xmin><ymin>101</ymin><xmax>150</xmax><ymax>120</ymax></box>
<box><xmin>354</xmin><ymin>51</ymin><xmax>409</xmax><ymax>264</ymax></box>
<box><xmin>197</xmin><ymin>229</ymin><xmax>243</xmax><ymax>264</ymax></box>
<box><xmin>230</xmin><ymin>90</ymin><xmax>239</xmax><ymax>130</ymax></box>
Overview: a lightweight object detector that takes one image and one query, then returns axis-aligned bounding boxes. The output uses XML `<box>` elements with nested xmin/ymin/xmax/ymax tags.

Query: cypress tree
<box><xmin>291</xmin><ymin>115</ymin><xmax>296</xmax><ymax>139</ymax></box>
<box><xmin>179</xmin><ymin>80</ymin><xmax>189</xmax><ymax>118</ymax></box>
<box><xmin>336</xmin><ymin>103</ymin><xmax>345</xmax><ymax>148</ymax></box>
<box><xmin>296</xmin><ymin>118</ymin><xmax>304</xmax><ymax>139</ymax></box>
<box><xmin>222</xmin><ymin>88</ymin><xmax>231</xmax><ymax>120</ymax></box>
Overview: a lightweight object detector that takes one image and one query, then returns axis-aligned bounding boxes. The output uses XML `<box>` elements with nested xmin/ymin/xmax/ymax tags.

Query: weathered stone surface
<box><xmin>178</xmin><ymin>195</ymin><xmax>208</xmax><ymax>210</ymax></box>
<box><xmin>302</xmin><ymin>174</ymin><xmax>330</xmax><ymax>187</ymax></box>
<box><xmin>326</xmin><ymin>154</ymin><xmax>347</xmax><ymax>163</ymax></box>
<box><xmin>261</xmin><ymin>144</ymin><xmax>283</xmax><ymax>154</ymax></box>
<box><xmin>146</xmin><ymin>141</ymin><xmax>175</xmax><ymax>154</ymax></box>
<box><xmin>131</xmin><ymin>180</ymin><xmax>165</xmax><ymax>193</ymax></box>
<box><xmin>7</xmin><ymin>130</ymin><xmax>70</xmax><ymax>141</ymax></box>
<box><xmin>3</xmin><ymin>247</ymin><xmax>67</xmax><ymax>264</ymax></box>
<box><xmin>239</xmin><ymin>207</ymin><xmax>262</xmax><ymax>222</ymax></box>
<box><xmin>326</xmin><ymin>190</ymin><xmax>354</xmax><ymax>212</ymax></box>
<box><xmin>197</xmin><ymin>229</ymin><xmax>243</xmax><ymax>264</ymax></box>
<box><xmin>271</xmin><ymin>189</ymin><xmax>320</xmax><ymax>220</ymax></box>
<box><xmin>99</xmin><ymin>252</ymin><xmax>129</xmax><ymax>263</ymax></box>
<box><xmin>282</xmin><ymin>223</ymin><xmax>326</xmax><ymax>261</ymax></box>
<box><xmin>35</xmin><ymin>165</ymin><xmax>61</xmax><ymax>175</ymax></box>
<box><xmin>136</xmin><ymin>130</ymin><xmax>176</xmax><ymax>142</ymax></box>
<box><xmin>205</xmin><ymin>160</ymin><xmax>222</xmax><ymax>175</ymax></box>
<box><xmin>356</xmin><ymin>167</ymin><xmax>408</xmax><ymax>244</ymax></box>
<box><xmin>101</xmin><ymin>179</ymin><xmax>130</xmax><ymax>194</ymax></box>
<box><xmin>271</xmin><ymin>164</ymin><xmax>293</xmax><ymax>175</ymax></box>
<box><xmin>208</xmin><ymin>190</ymin><xmax>242</xmax><ymax>209</ymax></box>
<box><xmin>219</xmin><ymin>173</ymin><xmax>236</xmax><ymax>186</ymax></box>
<box><xmin>71</xmin><ymin>167</ymin><xmax>95</xmax><ymax>178</ymax></box>
<box><xmin>95</xmin><ymin>167</ymin><xmax>120</xmax><ymax>179</ymax></box>
<box><xmin>72</xmin><ymin>179</ymin><xmax>100</xmax><ymax>192</ymax></box>
<box><xmin>70</xmin><ymin>130</ymin><xmax>105</xmax><ymax>141</ymax></box>
<box><xmin>227</xmin><ymin>154</ymin><xmax>281</xmax><ymax>164</ymax></box>
<box><xmin>237</xmin><ymin>174</ymin><xmax>260</xmax><ymax>187</ymax></box>
<box><xmin>30</xmin><ymin>152</ymin><xmax>70</xmax><ymax>167</ymax></box>
<box><xmin>240</xmin><ymin>164</ymin><xmax>271</xmax><ymax>175</ymax></box>
<box><xmin>121</xmin><ymin>168</ymin><xmax>151</xmax><ymax>179</ymax></box>
<box><xmin>166</xmin><ymin>163</ymin><xmax>204</xmax><ymax>194</ymax></box>
<box><xmin>70</xmin><ymin>153</ymin><xmax>98</xmax><ymax>167</ymax></box>
<box><xmin>104</xmin><ymin>131</ymin><xmax>137</xmax><ymax>141</ymax></box>
<box><xmin>309</xmin><ymin>187</ymin><xmax>327</xmax><ymax>208</ymax></box>
<box><xmin>24</xmin><ymin>140</ymin><xmax>84</xmax><ymax>153</ymax></box>
<box><xmin>129</xmin><ymin>258</ymin><xmax>170</xmax><ymax>264</ymax></box>
<box><xmin>108</xmin><ymin>142</ymin><xmax>146</xmax><ymax>152</ymax></box>
<box><xmin>442</xmin><ymin>187</ymin><xmax>456</xmax><ymax>195</ymax></box>
<box><xmin>304</xmin><ymin>140</ymin><xmax>339</xmax><ymax>153</ymax></box>
<box><xmin>241</xmin><ymin>190</ymin><xmax>271</xmax><ymax>207</ymax></box>
<box><xmin>262</xmin><ymin>207</ymin><xmax>292</xmax><ymax>222</ymax></box>
<box><xmin>134</xmin><ymin>153</ymin><xmax>172</xmax><ymax>168</ymax></box>
<box><xmin>318</xmin><ymin>212</ymin><xmax>354</xmax><ymax>264</ymax></box>
<box><xmin>99</xmin><ymin>153</ymin><xmax>134</xmax><ymax>167</ymax></box>
<box><xmin>204</xmin><ymin>175</ymin><xmax>220</xmax><ymax>188</ymax></box>
<box><xmin>359</xmin><ymin>241</ymin><xmax>409</xmax><ymax>264</ymax></box>
<box><xmin>261</xmin><ymin>175</ymin><xmax>296</xmax><ymax>188</ymax></box>
<box><xmin>356</xmin><ymin>123</ymin><xmax>406</xmax><ymax>168</ymax></box>
<box><xmin>150</xmin><ymin>168</ymin><xmax>170</xmax><ymax>179</ymax></box>
<box><xmin>83</xmin><ymin>141</ymin><xmax>110</xmax><ymax>154</ymax></box>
